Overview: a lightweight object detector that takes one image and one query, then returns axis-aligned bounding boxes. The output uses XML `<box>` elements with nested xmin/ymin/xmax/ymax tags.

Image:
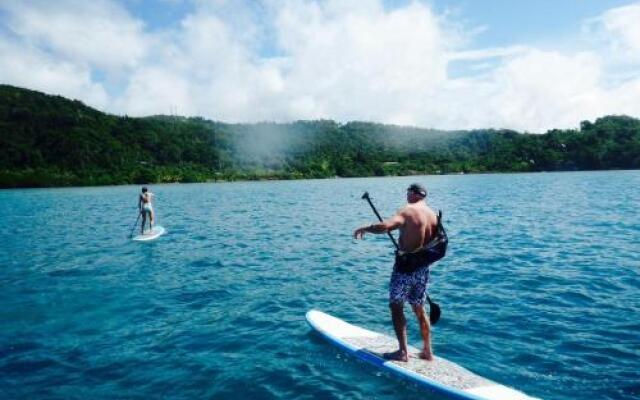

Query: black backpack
<box><xmin>394</xmin><ymin>210</ymin><xmax>448</xmax><ymax>274</ymax></box>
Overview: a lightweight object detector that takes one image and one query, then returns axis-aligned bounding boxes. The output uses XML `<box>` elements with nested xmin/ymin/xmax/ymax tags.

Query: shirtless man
<box><xmin>353</xmin><ymin>183</ymin><xmax>438</xmax><ymax>362</ymax></box>
<box><xmin>138</xmin><ymin>187</ymin><xmax>155</xmax><ymax>234</ymax></box>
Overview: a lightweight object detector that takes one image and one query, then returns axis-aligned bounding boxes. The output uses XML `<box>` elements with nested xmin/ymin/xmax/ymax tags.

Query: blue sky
<box><xmin>121</xmin><ymin>0</ymin><xmax>634</xmax><ymax>55</ymax></box>
<box><xmin>1</xmin><ymin>0</ymin><xmax>639</xmax><ymax>132</ymax></box>
<box><xmin>428</xmin><ymin>0</ymin><xmax>632</xmax><ymax>46</ymax></box>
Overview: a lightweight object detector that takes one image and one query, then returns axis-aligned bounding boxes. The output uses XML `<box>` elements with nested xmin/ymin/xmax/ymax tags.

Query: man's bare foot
<box><xmin>383</xmin><ymin>349</ymin><xmax>408</xmax><ymax>362</ymax></box>
<box><xmin>418</xmin><ymin>349</ymin><xmax>434</xmax><ymax>361</ymax></box>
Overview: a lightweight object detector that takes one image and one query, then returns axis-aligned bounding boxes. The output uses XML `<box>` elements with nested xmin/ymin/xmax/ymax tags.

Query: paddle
<box><xmin>361</xmin><ymin>192</ymin><xmax>399</xmax><ymax>249</ymax></box>
<box><xmin>128</xmin><ymin>212</ymin><xmax>141</xmax><ymax>239</ymax></box>
<box><xmin>360</xmin><ymin>191</ymin><xmax>441</xmax><ymax>325</ymax></box>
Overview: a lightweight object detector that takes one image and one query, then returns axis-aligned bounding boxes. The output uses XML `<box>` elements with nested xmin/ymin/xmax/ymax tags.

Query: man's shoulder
<box><xmin>413</xmin><ymin>203</ymin><xmax>436</xmax><ymax>221</ymax></box>
<box><xmin>400</xmin><ymin>203</ymin><xmax>425</xmax><ymax>217</ymax></box>
<box><xmin>397</xmin><ymin>204</ymin><xmax>414</xmax><ymax>215</ymax></box>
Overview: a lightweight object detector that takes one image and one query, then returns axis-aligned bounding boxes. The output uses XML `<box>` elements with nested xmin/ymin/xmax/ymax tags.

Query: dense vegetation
<box><xmin>1</xmin><ymin>84</ymin><xmax>639</xmax><ymax>188</ymax></box>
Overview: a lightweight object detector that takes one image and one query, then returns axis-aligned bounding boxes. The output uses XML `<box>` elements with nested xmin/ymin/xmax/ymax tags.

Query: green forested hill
<box><xmin>1</xmin><ymin>84</ymin><xmax>639</xmax><ymax>188</ymax></box>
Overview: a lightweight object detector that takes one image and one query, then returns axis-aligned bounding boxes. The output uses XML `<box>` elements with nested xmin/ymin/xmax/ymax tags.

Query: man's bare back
<box><xmin>398</xmin><ymin>202</ymin><xmax>438</xmax><ymax>253</ymax></box>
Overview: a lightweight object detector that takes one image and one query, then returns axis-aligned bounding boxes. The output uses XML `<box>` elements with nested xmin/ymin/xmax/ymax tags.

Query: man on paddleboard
<box><xmin>353</xmin><ymin>183</ymin><xmax>439</xmax><ymax>362</ymax></box>
<box><xmin>138</xmin><ymin>186</ymin><xmax>155</xmax><ymax>234</ymax></box>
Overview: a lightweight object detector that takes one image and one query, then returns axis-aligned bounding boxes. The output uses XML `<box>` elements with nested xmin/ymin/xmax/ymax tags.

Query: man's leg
<box><xmin>411</xmin><ymin>304</ymin><xmax>433</xmax><ymax>361</ymax></box>
<box><xmin>141</xmin><ymin>213</ymin><xmax>146</xmax><ymax>234</ymax></box>
<box><xmin>384</xmin><ymin>302</ymin><xmax>409</xmax><ymax>362</ymax></box>
<box><xmin>150</xmin><ymin>209</ymin><xmax>154</xmax><ymax>229</ymax></box>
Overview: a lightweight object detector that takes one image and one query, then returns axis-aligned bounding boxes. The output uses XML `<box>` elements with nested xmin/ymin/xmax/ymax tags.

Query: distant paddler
<box><xmin>138</xmin><ymin>186</ymin><xmax>155</xmax><ymax>234</ymax></box>
<box><xmin>353</xmin><ymin>183</ymin><xmax>447</xmax><ymax>363</ymax></box>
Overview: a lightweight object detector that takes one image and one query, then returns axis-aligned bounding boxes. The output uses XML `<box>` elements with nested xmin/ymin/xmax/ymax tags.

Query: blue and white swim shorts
<box><xmin>389</xmin><ymin>265</ymin><xmax>431</xmax><ymax>305</ymax></box>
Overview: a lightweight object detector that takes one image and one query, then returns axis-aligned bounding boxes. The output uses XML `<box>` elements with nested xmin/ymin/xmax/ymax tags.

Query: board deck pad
<box><xmin>132</xmin><ymin>226</ymin><xmax>166</xmax><ymax>241</ymax></box>
<box><xmin>306</xmin><ymin>310</ymin><xmax>539</xmax><ymax>400</ymax></box>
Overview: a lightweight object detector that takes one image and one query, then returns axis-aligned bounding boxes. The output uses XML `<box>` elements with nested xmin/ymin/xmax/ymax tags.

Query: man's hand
<box><xmin>353</xmin><ymin>226</ymin><xmax>369</xmax><ymax>239</ymax></box>
<box><xmin>354</xmin><ymin>214</ymin><xmax>405</xmax><ymax>240</ymax></box>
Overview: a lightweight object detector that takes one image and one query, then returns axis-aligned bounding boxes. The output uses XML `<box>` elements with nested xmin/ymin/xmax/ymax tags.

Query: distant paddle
<box><xmin>128</xmin><ymin>212</ymin><xmax>141</xmax><ymax>239</ymax></box>
<box><xmin>360</xmin><ymin>191</ymin><xmax>441</xmax><ymax>325</ymax></box>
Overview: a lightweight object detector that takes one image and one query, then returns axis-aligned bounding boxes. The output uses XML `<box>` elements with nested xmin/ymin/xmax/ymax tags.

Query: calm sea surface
<box><xmin>1</xmin><ymin>171</ymin><xmax>639</xmax><ymax>400</ymax></box>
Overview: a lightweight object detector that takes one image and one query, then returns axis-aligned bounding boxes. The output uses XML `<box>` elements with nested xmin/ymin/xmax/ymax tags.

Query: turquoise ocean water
<box><xmin>1</xmin><ymin>171</ymin><xmax>639</xmax><ymax>399</ymax></box>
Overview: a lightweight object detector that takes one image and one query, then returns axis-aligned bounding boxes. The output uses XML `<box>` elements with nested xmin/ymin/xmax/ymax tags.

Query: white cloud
<box><xmin>271</xmin><ymin>0</ymin><xmax>458</xmax><ymax>124</ymax></box>
<box><xmin>113</xmin><ymin>66</ymin><xmax>193</xmax><ymax>116</ymax></box>
<box><xmin>468</xmin><ymin>50</ymin><xmax>606</xmax><ymax>132</ymax></box>
<box><xmin>1</xmin><ymin>0</ymin><xmax>639</xmax><ymax>132</ymax></box>
<box><xmin>437</xmin><ymin>45</ymin><xmax>640</xmax><ymax>132</ymax></box>
<box><xmin>0</xmin><ymin>37</ymin><xmax>109</xmax><ymax>108</ymax></box>
<box><xmin>586</xmin><ymin>2</ymin><xmax>640</xmax><ymax>62</ymax></box>
<box><xmin>112</xmin><ymin>9</ymin><xmax>289</xmax><ymax>121</ymax></box>
<box><xmin>449</xmin><ymin>46</ymin><xmax>529</xmax><ymax>62</ymax></box>
<box><xmin>0</xmin><ymin>0</ymin><xmax>148</xmax><ymax>72</ymax></box>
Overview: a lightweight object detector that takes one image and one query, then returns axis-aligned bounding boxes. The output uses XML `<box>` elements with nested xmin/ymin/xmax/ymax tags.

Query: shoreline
<box><xmin>1</xmin><ymin>168</ymin><xmax>637</xmax><ymax>190</ymax></box>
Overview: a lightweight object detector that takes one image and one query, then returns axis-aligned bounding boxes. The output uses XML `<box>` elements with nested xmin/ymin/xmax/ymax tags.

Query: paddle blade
<box><xmin>361</xmin><ymin>191</ymin><xmax>370</xmax><ymax>200</ymax></box>
<box><xmin>428</xmin><ymin>298</ymin><xmax>441</xmax><ymax>325</ymax></box>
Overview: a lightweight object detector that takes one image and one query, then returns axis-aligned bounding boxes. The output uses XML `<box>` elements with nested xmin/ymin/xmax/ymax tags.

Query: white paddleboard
<box><xmin>132</xmin><ymin>226</ymin><xmax>166</xmax><ymax>242</ymax></box>
<box><xmin>306</xmin><ymin>310</ymin><xmax>539</xmax><ymax>400</ymax></box>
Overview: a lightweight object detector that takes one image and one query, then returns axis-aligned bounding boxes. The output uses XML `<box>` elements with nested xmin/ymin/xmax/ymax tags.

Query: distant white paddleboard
<box><xmin>132</xmin><ymin>226</ymin><xmax>166</xmax><ymax>242</ymax></box>
<box><xmin>306</xmin><ymin>310</ymin><xmax>539</xmax><ymax>400</ymax></box>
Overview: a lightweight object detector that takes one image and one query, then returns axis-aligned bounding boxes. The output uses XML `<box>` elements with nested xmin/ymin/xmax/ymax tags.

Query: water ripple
<box><xmin>1</xmin><ymin>172</ymin><xmax>639</xmax><ymax>399</ymax></box>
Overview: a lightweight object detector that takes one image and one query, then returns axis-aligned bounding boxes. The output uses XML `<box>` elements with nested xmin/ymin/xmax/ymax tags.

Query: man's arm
<box><xmin>354</xmin><ymin>214</ymin><xmax>404</xmax><ymax>239</ymax></box>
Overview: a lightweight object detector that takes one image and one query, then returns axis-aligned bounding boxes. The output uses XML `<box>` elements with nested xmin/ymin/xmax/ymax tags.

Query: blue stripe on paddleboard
<box><xmin>306</xmin><ymin>310</ymin><xmax>488</xmax><ymax>400</ymax></box>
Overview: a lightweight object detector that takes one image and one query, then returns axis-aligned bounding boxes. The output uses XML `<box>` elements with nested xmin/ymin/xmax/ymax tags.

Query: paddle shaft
<box><xmin>361</xmin><ymin>192</ymin><xmax>399</xmax><ymax>250</ymax></box>
<box><xmin>128</xmin><ymin>212</ymin><xmax>141</xmax><ymax>238</ymax></box>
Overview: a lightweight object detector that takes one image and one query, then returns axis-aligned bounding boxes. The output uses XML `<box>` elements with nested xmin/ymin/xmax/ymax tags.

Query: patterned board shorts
<box><xmin>389</xmin><ymin>265</ymin><xmax>431</xmax><ymax>305</ymax></box>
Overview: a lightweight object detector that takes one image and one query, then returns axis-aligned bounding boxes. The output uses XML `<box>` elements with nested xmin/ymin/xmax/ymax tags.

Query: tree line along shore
<box><xmin>1</xmin><ymin>84</ymin><xmax>639</xmax><ymax>188</ymax></box>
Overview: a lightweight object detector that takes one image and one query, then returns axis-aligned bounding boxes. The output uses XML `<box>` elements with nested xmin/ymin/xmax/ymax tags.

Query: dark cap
<box><xmin>407</xmin><ymin>183</ymin><xmax>427</xmax><ymax>197</ymax></box>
